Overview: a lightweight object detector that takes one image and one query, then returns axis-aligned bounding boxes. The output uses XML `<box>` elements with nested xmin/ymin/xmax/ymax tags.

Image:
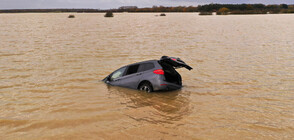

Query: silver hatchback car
<box><xmin>103</xmin><ymin>56</ymin><xmax>192</xmax><ymax>92</ymax></box>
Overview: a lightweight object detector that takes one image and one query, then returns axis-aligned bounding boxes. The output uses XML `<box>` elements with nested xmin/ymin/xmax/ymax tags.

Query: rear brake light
<box><xmin>153</xmin><ymin>69</ymin><xmax>164</xmax><ymax>75</ymax></box>
<box><xmin>171</xmin><ymin>58</ymin><xmax>177</xmax><ymax>61</ymax></box>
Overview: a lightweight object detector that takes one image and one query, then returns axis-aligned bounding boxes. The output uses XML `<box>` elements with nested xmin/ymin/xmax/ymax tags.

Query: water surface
<box><xmin>0</xmin><ymin>13</ymin><xmax>294</xmax><ymax>139</ymax></box>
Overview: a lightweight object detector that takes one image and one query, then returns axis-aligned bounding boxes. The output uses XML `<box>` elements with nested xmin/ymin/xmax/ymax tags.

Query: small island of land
<box><xmin>104</xmin><ymin>11</ymin><xmax>114</xmax><ymax>17</ymax></box>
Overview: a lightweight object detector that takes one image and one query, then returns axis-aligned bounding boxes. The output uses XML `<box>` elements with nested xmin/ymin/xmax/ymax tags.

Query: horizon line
<box><xmin>1</xmin><ymin>3</ymin><xmax>294</xmax><ymax>10</ymax></box>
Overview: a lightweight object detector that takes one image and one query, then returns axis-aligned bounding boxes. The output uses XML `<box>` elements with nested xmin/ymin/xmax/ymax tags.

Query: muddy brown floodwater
<box><xmin>0</xmin><ymin>13</ymin><xmax>294</xmax><ymax>139</ymax></box>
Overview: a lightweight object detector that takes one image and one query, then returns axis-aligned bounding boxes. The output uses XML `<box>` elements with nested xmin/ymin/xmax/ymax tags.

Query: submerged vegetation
<box><xmin>230</xmin><ymin>10</ymin><xmax>267</xmax><ymax>15</ymax></box>
<box><xmin>198</xmin><ymin>4</ymin><xmax>294</xmax><ymax>15</ymax></box>
<box><xmin>0</xmin><ymin>4</ymin><xmax>294</xmax><ymax>15</ymax></box>
<box><xmin>104</xmin><ymin>11</ymin><xmax>113</xmax><ymax>17</ymax></box>
<box><xmin>68</xmin><ymin>15</ymin><xmax>75</xmax><ymax>18</ymax></box>
<box><xmin>160</xmin><ymin>13</ymin><xmax>166</xmax><ymax>16</ymax></box>
<box><xmin>199</xmin><ymin>12</ymin><xmax>213</xmax><ymax>15</ymax></box>
<box><xmin>277</xmin><ymin>9</ymin><xmax>294</xmax><ymax>13</ymax></box>
<box><xmin>216</xmin><ymin>7</ymin><xmax>230</xmax><ymax>15</ymax></box>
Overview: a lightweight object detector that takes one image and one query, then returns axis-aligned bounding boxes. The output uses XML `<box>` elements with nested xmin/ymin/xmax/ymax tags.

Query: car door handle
<box><xmin>114</xmin><ymin>79</ymin><xmax>120</xmax><ymax>81</ymax></box>
<box><xmin>136</xmin><ymin>73</ymin><xmax>142</xmax><ymax>76</ymax></box>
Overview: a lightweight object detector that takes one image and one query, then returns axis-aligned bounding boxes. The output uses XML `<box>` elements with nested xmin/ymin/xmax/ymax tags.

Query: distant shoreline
<box><xmin>1</xmin><ymin>11</ymin><xmax>293</xmax><ymax>15</ymax></box>
<box><xmin>1</xmin><ymin>4</ymin><xmax>293</xmax><ymax>14</ymax></box>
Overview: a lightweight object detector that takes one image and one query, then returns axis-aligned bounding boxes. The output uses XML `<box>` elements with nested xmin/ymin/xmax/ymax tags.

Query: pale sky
<box><xmin>1</xmin><ymin>0</ymin><xmax>293</xmax><ymax>9</ymax></box>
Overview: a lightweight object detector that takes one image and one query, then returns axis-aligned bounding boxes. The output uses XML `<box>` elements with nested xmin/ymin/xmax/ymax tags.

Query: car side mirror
<box><xmin>107</xmin><ymin>76</ymin><xmax>112</xmax><ymax>82</ymax></box>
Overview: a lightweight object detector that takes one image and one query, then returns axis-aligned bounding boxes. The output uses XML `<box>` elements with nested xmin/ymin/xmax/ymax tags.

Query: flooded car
<box><xmin>103</xmin><ymin>56</ymin><xmax>192</xmax><ymax>92</ymax></box>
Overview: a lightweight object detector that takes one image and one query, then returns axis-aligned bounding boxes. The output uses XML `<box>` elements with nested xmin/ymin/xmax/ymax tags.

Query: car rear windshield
<box><xmin>159</xmin><ymin>61</ymin><xmax>176</xmax><ymax>73</ymax></box>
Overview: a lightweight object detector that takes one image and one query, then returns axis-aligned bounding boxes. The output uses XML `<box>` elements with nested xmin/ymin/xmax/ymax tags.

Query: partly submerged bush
<box><xmin>230</xmin><ymin>10</ymin><xmax>267</xmax><ymax>14</ymax></box>
<box><xmin>160</xmin><ymin>13</ymin><xmax>166</xmax><ymax>16</ymax></box>
<box><xmin>104</xmin><ymin>11</ymin><xmax>113</xmax><ymax>17</ymax></box>
<box><xmin>68</xmin><ymin>15</ymin><xmax>75</xmax><ymax>18</ymax></box>
<box><xmin>279</xmin><ymin>9</ymin><xmax>294</xmax><ymax>13</ymax></box>
<box><xmin>199</xmin><ymin>12</ymin><xmax>213</xmax><ymax>15</ymax></box>
<box><xmin>217</xmin><ymin>7</ymin><xmax>230</xmax><ymax>15</ymax></box>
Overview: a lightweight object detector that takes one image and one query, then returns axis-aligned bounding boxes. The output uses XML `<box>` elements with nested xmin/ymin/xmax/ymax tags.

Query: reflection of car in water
<box><xmin>105</xmin><ymin>85</ymin><xmax>191</xmax><ymax>123</ymax></box>
<box><xmin>103</xmin><ymin>56</ymin><xmax>192</xmax><ymax>92</ymax></box>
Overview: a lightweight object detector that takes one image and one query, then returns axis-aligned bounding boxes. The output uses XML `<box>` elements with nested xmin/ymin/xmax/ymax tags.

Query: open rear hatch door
<box><xmin>159</xmin><ymin>56</ymin><xmax>193</xmax><ymax>70</ymax></box>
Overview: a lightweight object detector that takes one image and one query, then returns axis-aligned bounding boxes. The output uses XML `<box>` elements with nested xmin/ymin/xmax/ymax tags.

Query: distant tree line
<box><xmin>113</xmin><ymin>6</ymin><xmax>198</xmax><ymax>12</ymax></box>
<box><xmin>0</xmin><ymin>4</ymin><xmax>293</xmax><ymax>14</ymax></box>
<box><xmin>198</xmin><ymin>3</ymin><xmax>294</xmax><ymax>14</ymax></box>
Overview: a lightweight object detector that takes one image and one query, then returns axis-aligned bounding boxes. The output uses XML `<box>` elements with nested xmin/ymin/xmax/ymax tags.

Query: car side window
<box><xmin>110</xmin><ymin>67</ymin><xmax>126</xmax><ymax>81</ymax></box>
<box><xmin>138</xmin><ymin>63</ymin><xmax>155</xmax><ymax>72</ymax></box>
<box><xmin>125</xmin><ymin>64</ymin><xmax>139</xmax><ymax>75</ymax></box>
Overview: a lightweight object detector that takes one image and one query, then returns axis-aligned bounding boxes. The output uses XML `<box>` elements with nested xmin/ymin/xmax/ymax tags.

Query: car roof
<box><xmin>124</xmin><ymin>60</ymin><xmax>158</xmax><ymax>67</ymax></box>
<box><xmin>109</xmin><ymin>60</ymin><xmax>158</xmax><ymax>74</ymax></box>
